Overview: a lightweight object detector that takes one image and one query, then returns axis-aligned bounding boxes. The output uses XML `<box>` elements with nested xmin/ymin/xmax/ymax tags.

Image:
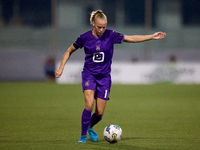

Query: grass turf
<box><xmin>0</xmin><ymin>82</ymin><xmax>200</xmax><ymax>150</ymax></box>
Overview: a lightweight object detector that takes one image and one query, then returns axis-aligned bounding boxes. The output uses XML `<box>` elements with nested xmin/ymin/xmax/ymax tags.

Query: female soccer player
<box><xmin>55</xmin><ymin>10</ymin><xmax>166</xmax><ymax>143</ymax></box>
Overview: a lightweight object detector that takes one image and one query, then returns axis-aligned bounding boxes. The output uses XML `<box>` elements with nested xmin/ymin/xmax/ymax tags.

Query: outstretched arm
<box><xmin>55</xmin><ymin>44</ymin><xmax>77</xmax><ymax>78</ymax></box>
<box><xmin>123</xmin><ymin>32</ymin><xmax>166</xmax><ymax>43</ymax></box>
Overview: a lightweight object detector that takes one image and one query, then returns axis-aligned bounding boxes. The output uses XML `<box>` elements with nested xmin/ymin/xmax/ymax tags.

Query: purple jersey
<box><xmin>74</xmin><ymin>29</ymin><xmax>124</xmax><ymax>75</ymax></box>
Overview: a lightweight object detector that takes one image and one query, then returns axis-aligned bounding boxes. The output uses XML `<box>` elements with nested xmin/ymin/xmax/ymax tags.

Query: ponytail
<box><xmin>90</xmin><ymin>10</ymin><xmax>107</xmax><ymax>24</ymax></box>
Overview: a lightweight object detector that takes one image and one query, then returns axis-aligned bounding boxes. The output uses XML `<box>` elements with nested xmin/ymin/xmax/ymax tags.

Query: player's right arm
<box><xmin>55</xmin><ymin>44</ymin><xmax>77</xmax><ymax>78</ymax></box>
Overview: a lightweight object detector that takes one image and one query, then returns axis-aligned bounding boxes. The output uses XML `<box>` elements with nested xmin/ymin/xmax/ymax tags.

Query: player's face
<box><xmin>93</xmin><ymin>18</ymin><xmax>107</xmax><ymax>37</ymax></box>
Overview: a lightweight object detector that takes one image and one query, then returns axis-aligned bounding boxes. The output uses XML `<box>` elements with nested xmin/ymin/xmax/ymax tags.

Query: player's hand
<box><xmin>55</xmin><ymin>69</ymin><xmax>63</xmax><ymax>78</ymax></box>
<box><xmin>152</xmin><ymin>32</ymin><xmax>166</xmax><ymax>40</ymax></box>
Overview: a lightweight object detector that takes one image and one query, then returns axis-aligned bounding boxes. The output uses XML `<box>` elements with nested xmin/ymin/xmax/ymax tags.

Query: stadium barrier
<box><xmin>56</xmin><ymin>62</ymin><xmax>200</xmax><ymax>84</ymax></box>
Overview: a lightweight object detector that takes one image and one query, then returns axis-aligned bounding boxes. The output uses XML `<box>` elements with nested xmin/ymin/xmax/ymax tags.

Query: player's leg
<box><xmin>78</xmin><ymin>71</ymin><xmax>96</xmax><ymax>143</ymax></box>
<box><xmin>84</xmin><ymin>90</ymin><xmax>95</xmax><ymax>111</ymax></box>
<box><xmin>78</xmin><ymin>90</ymin><xmax>95</xmax><ymax>143</ymax></box>
<box><xmin>95</xmin><ymin>97</ymin><xmax>107</xmax><ymax>116</ymax></box>
<box><xmin>92</xmin><ymin>74</ymin><xmax>111</xmax><ymax>122</ymax></box>
<box><xmin>88</xmin><ymin>97</ymin><xmax>107</xmax><ymax>142</ymax></box>
<box><xmin>91</xmin><ymin>98</ymin><xmax>107</xmax><ymax>127</ymax></box>
<box><xmin>90</xmin><ymin>74</ymin><xmax>111</xmax><ymax>128</ymax></box>
<box><xmin>88</xmin><ymin>74</ymin><xmax>111</xmax><ymax>142</ymax></box>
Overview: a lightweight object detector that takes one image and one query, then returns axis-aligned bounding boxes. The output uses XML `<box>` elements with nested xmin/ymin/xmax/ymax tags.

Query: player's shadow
<box><xmin>88</xmin><ymin>137</ymin><xmax>171</xmax><ymax>150</ymax></box>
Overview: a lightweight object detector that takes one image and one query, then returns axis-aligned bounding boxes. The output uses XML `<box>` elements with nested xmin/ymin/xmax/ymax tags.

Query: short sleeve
<box><xmin>74</xmin><ymin>35</ymin><xmax>83</xmax><ymax>49</ymax></box>
<box><xmin>111</xmin><ymin>30</ymin><xmax>125</xmax><ymax>44</ymax></box>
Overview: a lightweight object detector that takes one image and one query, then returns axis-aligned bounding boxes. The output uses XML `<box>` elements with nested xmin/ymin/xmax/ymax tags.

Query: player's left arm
<box><xmin>123</xmin><ymin>32</ymin><xmax>166</xmax><ymax>43</ymax></box>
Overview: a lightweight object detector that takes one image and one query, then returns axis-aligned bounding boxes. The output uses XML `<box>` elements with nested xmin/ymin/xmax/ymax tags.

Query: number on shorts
<box><xmin>104</xmin><ymin>90</ymin><xmax>108</xmax><ymax>98</ymax></box>
<box><xmin>93</xmin><ymin>52</ymin><xmax>104</xmax><ymax>63</ymax></box>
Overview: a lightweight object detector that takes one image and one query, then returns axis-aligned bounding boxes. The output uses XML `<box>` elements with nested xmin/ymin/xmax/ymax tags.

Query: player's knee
<box><xmin>84</xmin><ymin>90</ymin><xmax>95</xmax><ymax>111</ymax></box>
<box><xmin>96</xmin><ymin>111</ymin><xmax>104</xmax><ymax>117</ymax></box>
<box><xmin>85</xmin><ymin>102</ymin><xmax>94</xmax><ymax>111</ymax></box>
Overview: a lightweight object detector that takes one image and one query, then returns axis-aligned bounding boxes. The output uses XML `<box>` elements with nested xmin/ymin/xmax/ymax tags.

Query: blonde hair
<box><xmin>90</xmin><ymin>10</ymin><xmax>107</xmax><ymax>24</ymax></box>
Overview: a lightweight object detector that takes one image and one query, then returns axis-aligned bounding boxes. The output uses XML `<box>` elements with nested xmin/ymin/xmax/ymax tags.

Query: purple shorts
<box><xmin>82</xmin><ymin>71</ymin><xmax>111</xmax><ymax>100</ymax></box>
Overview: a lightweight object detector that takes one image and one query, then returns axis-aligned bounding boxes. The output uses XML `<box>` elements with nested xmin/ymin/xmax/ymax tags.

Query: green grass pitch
<box><xmin>0</xmin><ymin>82</ymin><xmax>200</xmax><ymax>150</ymax></box>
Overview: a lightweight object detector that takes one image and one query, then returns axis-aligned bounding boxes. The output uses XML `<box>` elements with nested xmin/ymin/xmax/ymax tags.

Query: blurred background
<box><xmin>0</xmin><ymin>0</ymin><xmax>200</xmax><ymax>82</ymax></box>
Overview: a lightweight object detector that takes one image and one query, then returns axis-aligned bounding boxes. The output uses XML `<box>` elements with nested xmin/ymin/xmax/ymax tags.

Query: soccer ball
<box><xmin>103</xmin><ymin>124</ymin><xmax>122</xmax><ymax>143</ymax></box>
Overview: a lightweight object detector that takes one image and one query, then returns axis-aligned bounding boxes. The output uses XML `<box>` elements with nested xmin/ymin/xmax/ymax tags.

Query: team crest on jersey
<box><xmin>85</xmin><ymin>81</ymin><xmax>89</xmax><ymax>87</ymax></box>
<box><xmin>96</xmin><ymin>45</ymin><xmax>100</xmax><ymax>51</ymax></box>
